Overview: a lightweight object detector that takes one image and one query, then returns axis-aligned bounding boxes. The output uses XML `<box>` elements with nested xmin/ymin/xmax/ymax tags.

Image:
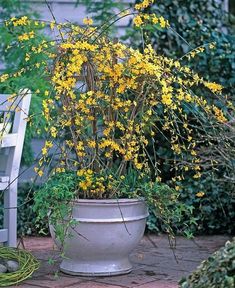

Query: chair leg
<box><xmin>4</xmin><ymin>186</ymin><xmax>17</xmax><ymax>247</ymax></box>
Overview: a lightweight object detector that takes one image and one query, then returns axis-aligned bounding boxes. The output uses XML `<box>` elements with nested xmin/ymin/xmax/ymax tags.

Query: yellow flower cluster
<box><xmin>34</xmin><ymin>168</ymin><xmax>43</xmax><ymax>177</ymax></box>
<box><xmin>133</xmin><ymin>15</ymin><xmax>143</xmax><ymax>27</ymax></box>
<box><xmin>18</xmin><ymin>31</ymin><xmax>35</xmax><ymax>42</ymax></box>
<box><xmin>135</xmin><ymin>0</ymin><xmax>154</xmax><ymax>10</ymax></box>
<box><xmin>204</xmin><ymin>81</ymin><xmax>223</xmax><ymax>93</ymax></box>
<box><xmin>83</xmin><ymin>17</ymin><xmax>93</xmax><ymax>25</ymax></box>
<box><xmin>77</xmin><ymin>169</ymin><xmax>106</xmax><ymax>197</ymax></box>
<box><xmin>133</xmin><ymin>13</ymin><xmax>169</xmax><ymax>28</ymax></box>
<box><xmin>0</xmin><ymin>74</ymin><xmax>9</xmax><ymax>83</ymax></box>
<box><xmin>10</xmin><ymin>16</ymin><xmax>29</xmax><ymax>26</ymax></box>
<box><xmin>213</xmin><ymin>106</ymin><xmax>227</xmax><ymax>123</ymax></box>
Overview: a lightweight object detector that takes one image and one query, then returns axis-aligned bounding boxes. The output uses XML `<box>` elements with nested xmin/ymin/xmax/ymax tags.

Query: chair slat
<box><xmin>0</xmin><ymin>176</ymin><xmax>9</xmax><ymax>182</ymax></box>
<box><xmin>0</xmin><ymin>182</ymin><xmax>8</xmax><ymax>190</ymax></box>
<box><xmin>0</xmin><ymin>133</ymin><xmax>18</xmax><ymax>148</ymax></box>
<box><xmin>0</xmin><ymin>229</ymin><xmax>8</xmax><ymax>243</ymax></box>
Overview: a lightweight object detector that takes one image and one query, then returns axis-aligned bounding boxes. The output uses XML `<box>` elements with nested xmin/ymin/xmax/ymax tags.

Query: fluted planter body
<box><xmin>51</xmin><ymin>198</ymin><xmax>148</xmax><ymax>276</ymax></box>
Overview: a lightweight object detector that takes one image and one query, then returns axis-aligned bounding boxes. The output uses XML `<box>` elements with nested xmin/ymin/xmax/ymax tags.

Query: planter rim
<box><xmin>72</xmin><ymin>198</ymin><xmax>145</xmax><ymax>205</ymax></box>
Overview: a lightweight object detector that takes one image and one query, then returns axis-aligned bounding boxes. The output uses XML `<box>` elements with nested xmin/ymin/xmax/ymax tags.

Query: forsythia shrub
<box><xmin>77</xmin><ymin>0</ymin><xmax>235</xmax><ymax>235</ymax></box>
<box><xmin>0</xmin><ymin>0</ymin><xmax>234</xmax><ymax>242</ymax></box>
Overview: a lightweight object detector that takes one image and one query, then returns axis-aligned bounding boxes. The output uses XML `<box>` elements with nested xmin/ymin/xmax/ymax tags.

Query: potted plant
<box><xmin>1</xmin><ymin>0</ymin><xmax>232</xmax><ymax>276</ymax></box>
<box><xmin>34</xmin><ymin>170</ymin><xmax>178</xmax><ymax>276</ymax></box>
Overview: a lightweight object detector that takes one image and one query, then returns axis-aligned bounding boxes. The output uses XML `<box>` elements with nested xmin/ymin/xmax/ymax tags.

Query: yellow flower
<box><xmin>77</xmin><ymin>169</ymin><xmax>85</xmax><ymax>177</ymax></box>
<box><xmin>0</xmin><ymin>74</ymin><xmax>9</xmax><ymax>83</ymax></box>
<box><xmin>83</xmin><ymin>18</ymin><xmax>93</xmax><ymax>25</ymax></box>
<box><xmin>41</xmin><ymin>147</ymin><xmax>48</xmax><ymax>155</ymax></box>
<box><xmin>34</xmin><ymin>168</ymin><xmax>44</xmax><ymax>177</ymax></box>
<box><xmin>87</xmin><ymin>169</ymin><xmax>93</xmax><ymax>175</ymax></box>
<box><xmin>88</xmin><ymin>140</ymin><xmax>96</xmax><ymax>148</ymax></box>
<box><xmin>156</xmin><ymin>176</ymin><xmax>162</xmax><ymax>182</ymax></box>
<box><xmin>18</xmin><ymin>31</ymin><xmax>35</xmax><ymax>42</ymax></box>
<box><xmin>135</xmin><ymin>162</ymin><xmax>143</xmax><ymax>170</ymax></box>
<box><xmin>159</xmin><ymin>16</ymin><xmax>169</xmax><ymax>28</ymax></box>
<box><xmin>12</xmin><ymin>16</ymin><xmax>29</xmax><ymax>27</ymax></box>
<box><xmin>133</xmin><ymin>15</ymin><xmax>143</xmax><ymax>27</ymax></box>
<box><xmin>171</xmin><ymin>143</ymin><xmax>182</xmax><ymax>154</ymax></box>
<box><xmin>50</xmin><ymin>127</ymin><xmax>57</xmax><ymax>138</ymax></box>
<box><xmin>204</xmin><ymin>82</ymin><xmax>223</xmax><ymax>93</ymax></box>
<box><xmin>196</xmin><ymin>191</ymin><xmax>205</xmax><ymax>198</ymax></box>
<box><xmin>45</xmin><ymin>141</ymin><xmax>53</xmax><ymax>148</ymax></box>
<box><xmin>55</xmin><ymin>167</ymin><xmax>65</xmax><ymax>173</ymax></box>
<box><xmin>50</xmin><ymin>21</ymin><xmax>56</xmax><ymax>30</ymax></box>
<box><xmin>152</xmin><ymin>16</ymin><xmax>159</xmax><ymax>24</ymax></box>
<box><xmin>25</xmin><ymin>53</ymin><xmax>30</xmax><ymax>61</ymax></box>
<box><xmin>161</xmin><ymin>94</ymin><xmax>172</xmax><ymax>106</ymax></box>
<box><xmin>135</xmin><ymin>0</ymin><xmax>154</xmax><ymax>10</ymax></box>
<box><xmin>193</xmin><ymin>172</ymin><xmax>201</xmax><ymax>179</ymax></box>
<box><xmin>209</xmin><ymin>43</ymin><xmax>215</xmax><ymax>49</ymax></box>
<box><xmin>212</xmin><ymin>106</ymin><xmax>227</xmax><ymax>123</ymax></box>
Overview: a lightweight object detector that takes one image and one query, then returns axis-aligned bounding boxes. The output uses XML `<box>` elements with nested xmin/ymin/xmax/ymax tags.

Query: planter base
<box><xmin>60</xmin><ymin>258</ymin><xmax>132</xmax><ymax>276</ymax></box>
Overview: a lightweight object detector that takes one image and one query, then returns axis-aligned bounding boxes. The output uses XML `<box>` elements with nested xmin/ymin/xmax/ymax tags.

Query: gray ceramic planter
<box><xmin>52</xmin><ymin>198</ymin><xmax>148</xmax><ymax>276</ymax></box>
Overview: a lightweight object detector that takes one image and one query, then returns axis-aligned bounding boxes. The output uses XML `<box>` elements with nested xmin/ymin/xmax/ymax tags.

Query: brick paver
<box><xmin>11</xmin><ymin>234</ymin><xmax>230</xmax><ymax>288</ymax></box>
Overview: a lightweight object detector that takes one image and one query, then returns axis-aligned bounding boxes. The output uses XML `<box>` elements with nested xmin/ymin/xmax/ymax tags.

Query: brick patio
<box><xmin>12</xmin><ymin>234</ymin><xmax>230</xmax><ymax>288</ymax></box>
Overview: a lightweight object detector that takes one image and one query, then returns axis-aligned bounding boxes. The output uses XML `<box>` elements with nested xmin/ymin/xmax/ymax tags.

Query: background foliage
<box><xmin>0</xmin><ymin>0</ymin><xmax>50</xmax><ymax>165</ymax></box>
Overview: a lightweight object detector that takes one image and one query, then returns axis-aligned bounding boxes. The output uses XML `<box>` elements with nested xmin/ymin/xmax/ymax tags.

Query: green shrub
<box><xmin>178</xmin><ymin>176</ymin><xmax>235</xmax><ymax>235</ymax></box>
<box><xmin>0</xmin><ymin>0</ymin><xmax>51</xmax><ymax>165</ymax></box>
<box><xmin>179</xmin><ymin>238</ymin><xmax>235</xmax><ymax>288</ymax></box>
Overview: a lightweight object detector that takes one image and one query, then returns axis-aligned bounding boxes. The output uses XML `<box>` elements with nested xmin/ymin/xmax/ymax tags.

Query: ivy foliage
<box><xmin>179</xmin><ymin>238</ymin><xmax>235</xmax><ymax>288</ymax></box>
<box><xmin>176</xmin><ymin>176</ymin><xmax>235</xmax><ymax>235</ymax></box>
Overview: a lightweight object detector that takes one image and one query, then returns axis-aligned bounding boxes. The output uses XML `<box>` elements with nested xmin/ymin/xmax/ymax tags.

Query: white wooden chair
<box><xmin>0</xmin><ymin>89</ymin><xmax>31</xmax><ymax>247</ymax></box>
